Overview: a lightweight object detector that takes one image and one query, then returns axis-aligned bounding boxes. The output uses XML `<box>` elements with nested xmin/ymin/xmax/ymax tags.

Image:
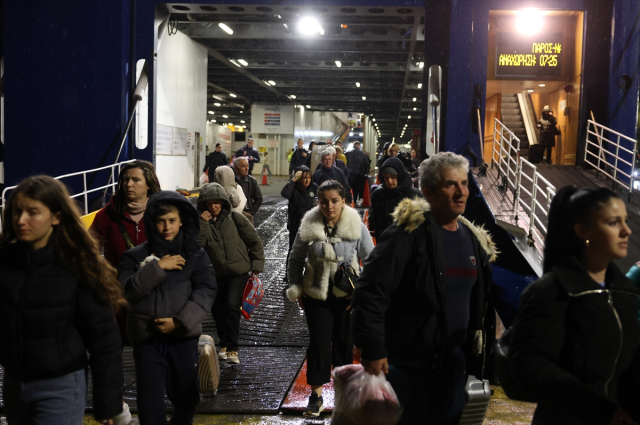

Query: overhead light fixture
<box><xmin>516</xmin><ymin>9</ymin><xmax>543</xmax><ymax>35</ymax></box>
<box><xmin>290</xmin><ymin>95</ymin><xmax>297</xmax><ymax>99</ymax></box>
<box><xmin>229</xmin><ymin>123</ymin><xmax>234</xmax><ymax>126</ymax></box>
<box><xmin>298</xmin><ymin>17</ymin><xmax>324</xmax><ymax>36</ymax></box>
<box><xmin>356</xmin><ymin>82</ymin><xmax>360</xmax><ymax>87</ymax></box>
<box><xmin>359</xmin><ymin>133</ymin><xmax>363</xmax><ymax>137</ymax></box>
<box><xmin>223</xmin><ymin>115</ymin><xmax>228</xmax><ymax>118</ymax></box>
<box><xmin>539</xmin><ymin>84</ymin><xmax>546</xmax><ymax>87</ymax></box>
<box><xmin>318</xmin><ymin>26</ymin><xmax>325</xmax><ymax>35</ymax></box>
<box><xmin>408</xmin><ymin>115</ymin><xmax>412</xmax><ymax>119</ymax></box>
<box><xmin>229</xmin><ymin>59</ymin><xmax>241</xmax><ymax>67</ymax></box>
<box><xmin>212</xmin><ymin>119</ymin><xmax>217</xmax><ymax>122</ymax></box>
<box><xmin>362</xmin><ymin>96</ymin><xmax>366</xmax><ymax>100</ymax></box>
<box><xmin>413</xmin><ymin>107</ymin><xmax>417</xmax><ymax>111</ymax></box>
<box><xmin>240</xmin><ymin>111</ymin><xmax>243</xmax><ymax>113</ymax></box>
<box><xmin>240</xmin><ymin>120</ymin><xmax>245</xmax><ymax>123</ymax></box>
<box><xmin>335</xmin><ymin>61</ymin><xmax>342</xmax><ymax>67</ymax></box>
<box><xmin>214</xmin><ymin>103</ymin><xmax>221</xmax><ymax>106</ymax></box>
<box><xmin>229</xmin><ymin>93</ymin><xmax>237</xmax><ymax>97</ymax></box>
<box><xmin>219</xmin><ymin>23</ymin><xmax>233</xmax><ymax>35</ymax></box>
<box><xmin>418</xmin><ymin>83</ymin><xmax>423</xmax><ymax>89</ymax></box>
<box><xmin>528</xmin><ymin>89</ymin><xmax>534</xmax><ymax>92</ymax></box>
<box><xmin>242</xmin><ymin>125</ymin><xmax>247</xmax><ymax>128</ymax></box>
<box><xmin>238</xmin><ymin>59</ymin><xmax>248</xmax><ymax>66</ymax></box>
<box><xmin>372</xmin><ymin>118</ymin><xmax>376</xmax><ymax>121</ymax></box>
<box><xmin>306</xmin><ymin>105</ymin><xmax>311</xmax><ymax>108</ymax></box>
<box><xmin>418</xmin><ymin>62</ymin><xmax>424</xmax><ymax>69</ymax></box>
<box><xmin>264</xmin><ymin>81</ymin><xmax>272</xmax><ymax>86</ymax></box>
<box><xmin>268</xmin><ymin>80</ymin><xmax>276</xmax><ymax>86</ymax></box>
<box><xmin>413</xmin><ymin>97</ymin><xmax>417</xmax><ymax>102</ymax></box>
<box><xmin>208</xmin><ymin>111</ymin><xmax>214</xmax><ymax>115</ymax></box>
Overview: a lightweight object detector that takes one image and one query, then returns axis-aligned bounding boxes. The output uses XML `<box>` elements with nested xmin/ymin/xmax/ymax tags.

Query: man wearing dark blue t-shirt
<box><xmin>352</xmin><ymin>152</ymin><xmax>500</xmax><ymax>425</ymax></box>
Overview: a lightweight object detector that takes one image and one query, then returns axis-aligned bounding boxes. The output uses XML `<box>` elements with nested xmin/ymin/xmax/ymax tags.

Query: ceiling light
<box><xmin>413</xmin><ymin>97</ymin><xmax>417</xmax><ymax>102</ymax></box>
<box><xmin>219</xmin><ymin>23</ymin><xmax>234</xmax><ymax>35</ymax></box>
<box><xmin>362</xmin><ymin>96</ymin><xmax>366</xmax><ymax>100</ymax></box>
<box><xmin>413</xmin><ymin>107</ymin><xmax>417</xmax><ymax>111</ymax></box>
<box><xmin>528</xmin><ymin>89</ymin><xmax>534</xmax><ymax>92</ymax></box>
<box><xmin>359</xmin><ymin>133</ymin><xmax>363</xmax><ymax>137</ymax></box>
<box><xmin>208</xmin><ymin>111</ymin><xmax>214</xmax><ymax>115</ymax></box>
<box><xmin>356</xmin><ymin>82</ymin><xmax>360</xmax><ymax>87</ymax></box>
<box><xmin>264</xmin><ymin>81</ymin><xmax>271</xmax><ymax>86</ymax></box>
<box><xmin>212</xmin><ymin>119</ymin><xmax>217</xmax><ymax>122</ymax></box>
<box><xmin>539</xmin><ymin>84</ymin><xmax>546</xmax><ymax>87</ymax></box>
<box><xmin>230</xmin><ymin>93</ymin><xmax>237</xmax><ymax>98</ymax></box>
<box><xmin>318</xmin><ymin>26</ymin><xmax>325</xmax><ymax>36</ymax></box>
<box><xmin>214</xmin><ymin>103</ymin><xmax>221</xmax><ymax>106</ymax></box>
<box><xmin>299</xmin><ymin>17</ymin><xmax>324</xmax><ymax>36</ymax></box>
<box><xmin>408</xmin><ymin>115</ymin><xmax>412</xmax><ymax>119</ymax></box>
<box><xmin>306</xmin><ymin>105</ymin><xmax>311</xmax><ymax>108</ymax></box>
<box><xmin>516</xmin><ymin>9</ymin><xmax>543</xmax><ymax>35</ymax></box>
<box><xmin>229</xmin><ymin>123</ymin><xmax>234</xmax><ymax>126</ymax></box>
<box><xmin>372</xmin><ymin>118</ymin><xmax>376</xmax><ymax>121</ymax></box>
<box><xmin>223</xmin><ymin>115</ymin><xmax>228</xmax><ymax>118</ymax></box>
<box><xmin>268</xmin><ymin>80</ymin><xmax>276</xmax><ymax>86</ymax></box>
<box><xmin>242</xmin><ymin>125</ymin><xmax>247</xmax><ymax>128</ymax></box>
<box><xmin>335</xmin><ymin>61</ymin><xmax>342</xmax><ymax>67</ymax></box>
<box><xmin>418</xmin><ymin>62</ymin><xmax>424</xmax><ymax>69</ymax></box>
<box><xmin>240</xmin><ymin>120</ymin><xmax>245</xmax><ymax>123</ymax></box>
<box><xmin>237</xmin><ymin>59</ymin><xmax>248</xmax><ymax>66</ymax></box>
<box><xmin>350</xmin><ymin>132</ymin><xmax>354</xmax><ymax>136</ymax></box>
<box><xmin>229</xmin><ymin>59</ymin><xmax>241</xmax><ymax>67</ymax></box>
<box><xmin>418</xmin><ymin>83</ymin><xmax>423</xmax><ymax>89</ymax></box>
<box><xmin>290</xmin><ymin>95</ymin><xmax>297</xmax><ymax>99</ymax></box>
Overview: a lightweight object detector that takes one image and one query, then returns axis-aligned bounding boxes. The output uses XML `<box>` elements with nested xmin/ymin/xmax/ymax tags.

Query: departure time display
<box><xmin>495</xmin><ymin>33</ymin><xmax>563</xmax><ymax>78</ymax></box>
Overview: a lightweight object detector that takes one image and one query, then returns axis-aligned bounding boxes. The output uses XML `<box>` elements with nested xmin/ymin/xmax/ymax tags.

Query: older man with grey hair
<box><xmin>351</xmin><ymin>152</ymin><xmax>499</xmax><ymax>425</ymax></box>
<box><xmin>234</xmin><ymin>157</ymin><xmax>263</xmax><ymax>216</ymax></box>
<box><xmin>312</xmin><ymin>150</ymin><xmax>352</xmax><ymax>203</ymax></box>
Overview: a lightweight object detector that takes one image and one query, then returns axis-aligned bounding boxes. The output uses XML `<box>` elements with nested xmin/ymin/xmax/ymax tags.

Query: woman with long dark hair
<box><xmin>0</xmin><ymin>176</ymin><xmax>126</xmax><ymax>424</ymax></box>
<box><xmin>509</xmin><ymin>186</ymin><xmax>640</xmax><ymax>424</ymax></box>
<box><xmin>287</xmin><ymin>180</ymin><xmax>374</xmax><ymax>416</ymax></box>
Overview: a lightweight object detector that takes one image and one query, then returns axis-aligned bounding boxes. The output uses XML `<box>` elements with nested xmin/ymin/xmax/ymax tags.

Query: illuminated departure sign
<box><xmin>495</xmin><ymin>33</ymin><xmax>563</xmax><ymax>78</ymax></box>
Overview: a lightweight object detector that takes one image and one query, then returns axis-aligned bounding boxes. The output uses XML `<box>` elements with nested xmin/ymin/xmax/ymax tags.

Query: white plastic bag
<box><xmin>332</xmin><ymin>364</ymin><xmax>402</xmax><ymax>425</ymax></box>
<box><xmin>199</xmin><ymin>173</ymin><xmax>209</xmax><ymax>185</ymax></box>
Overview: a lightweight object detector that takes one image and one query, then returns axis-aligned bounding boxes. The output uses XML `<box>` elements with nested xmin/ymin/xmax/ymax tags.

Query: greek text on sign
<box><xmin>495</xmin><ymin>34</ymin><xmax>563</xmax><ymax>78</ymax></box>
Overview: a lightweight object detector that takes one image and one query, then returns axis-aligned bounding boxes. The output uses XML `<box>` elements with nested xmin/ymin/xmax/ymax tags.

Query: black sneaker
<box><xmin>303</xmin><ymin>393</ymin><xmax>324</xmax><ymax>416</ymax></box>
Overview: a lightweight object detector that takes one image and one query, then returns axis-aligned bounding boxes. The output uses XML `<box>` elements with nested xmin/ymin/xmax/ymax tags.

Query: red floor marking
<box><xmin>281</xmin><ymin>348</ymin><xmax>361</xmax><ymax>411</ymax></box>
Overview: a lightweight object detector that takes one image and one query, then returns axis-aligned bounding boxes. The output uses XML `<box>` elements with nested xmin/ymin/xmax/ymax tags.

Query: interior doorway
<box><xmin>484</xmin><ymin>10</ymin><xmax>584</xmax><ymax>165</ymax></box>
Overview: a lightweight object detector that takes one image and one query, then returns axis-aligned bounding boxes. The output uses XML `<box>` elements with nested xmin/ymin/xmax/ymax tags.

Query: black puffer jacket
<box><xmin>119</xmin><ymin>191</ymin><xmax>217</xmax><ymax>345</ymax></box>
<box><xmin>369</xmin><ymin>157</ymin><xmax>423</xmax><ymax>237</ymax></box>
<box><xmin>345</xmin><ymin>148</ymin><xmax>370</xmax><ymax>175</ymax></box>
<box><xmin>313</xmin><ymin>165</ymin><xmax>353</xmax><ymax>203</ymax></box>
<box><xmin>509</xmin><ymin>257</ymin><xmax>640</xmax><ymax>424</ymax></box>
<box><xmin>203</xmin><ymin>150</ymin><xmax>229</xmax><ymax>174</ymax></box>
<box><xmin>289</xmin><ymin>147</ymin><xmax>309</xmax><ymax>173</ymax></box>
<box><xmin>0</xmin><ymin>242</ymin><xmax>123</xmax><ymax>419</ymax></box>
<box><xmin>281</xmin><ymin>165</ymin><xmax>318</xmax><ymax>232</ymax></box>
<box><xmin>352</xmin><ymin>197</ymin><xmax>499</xmax><ymax>379</ymax></box>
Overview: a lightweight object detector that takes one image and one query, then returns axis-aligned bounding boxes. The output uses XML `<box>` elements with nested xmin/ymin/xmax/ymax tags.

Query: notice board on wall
<box><xmin>156</xmin><ymin>124</ymin><xmax>188</xmax><ymax>156</ymax></box>
<box><xmin>251</xmin><ymin>104</ymin><xmax>294</xmax><ymax>134</ymax></box>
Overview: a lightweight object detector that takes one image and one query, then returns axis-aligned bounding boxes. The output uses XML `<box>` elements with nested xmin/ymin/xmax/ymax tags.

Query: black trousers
<box><xmin>212</xmin><ymin>273</ymin><xmax>249</xmax><ymax>351</ymax></box>
<box><xmin>133</xmin><ymin>335</ymin><xmax>200</xmax><ymax>425</ymax></box>
<box><xmin>349</xmin><ymin>173</ymin><xmax>366</xmax><ymax>202</ymax></box>
<box><xmin>302</xmin><ymin>294</ymin><xmax>353</xmax><ymax>386</ymax></box>
<box><xmin>285</xmin><ymin>227</ymin><xmax>298</xmax><ymax>278</ymax></box>
<box><xmin>386</xmin><ymin>348</ymin><xmax>467</xmax><ymax>425</ymax></box>
<box><xmin>544</xmin><ymin>145</ymin><xmax>553</xmax><ymax>164</ymax></box>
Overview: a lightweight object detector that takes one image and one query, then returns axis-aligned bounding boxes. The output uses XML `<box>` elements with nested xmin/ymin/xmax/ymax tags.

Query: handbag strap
<box><xmin>113</xmin><ymin>214</ymin><xmax>135</xmax><ymax>250</ymax></box>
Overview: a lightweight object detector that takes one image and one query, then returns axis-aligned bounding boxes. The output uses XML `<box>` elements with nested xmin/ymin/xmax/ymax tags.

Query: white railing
<box><xmin>491</xmin><ymin>118</ymin><xmax>521</xmax><ymax>207</ymax></box>
<box><xmin>516</xmin><ymin>158</ymin><xmax>556</xmax><ymax>248</ymax></box>
<box><xmin>1</xmin><ymin>159</ymin><xmax>137</xmax><ymax>227</ymax></box>
<box><xmin>584</xmin><ymin>119</ymin><xmax>637</xmax><ymax>201</ymax></box>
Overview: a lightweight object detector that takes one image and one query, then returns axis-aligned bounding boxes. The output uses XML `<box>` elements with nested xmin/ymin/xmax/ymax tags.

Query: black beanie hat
<box><xmin>380</xmin><ymin>166</ymin><xmax>398</xmax><ymax>177</ymax></box>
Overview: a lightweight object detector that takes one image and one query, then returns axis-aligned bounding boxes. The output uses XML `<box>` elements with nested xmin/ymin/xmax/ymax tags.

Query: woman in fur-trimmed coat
<box><xmin>287</xmin><ymin>180</ymin><xmax>374</xmax><ymax>417</ymax></box>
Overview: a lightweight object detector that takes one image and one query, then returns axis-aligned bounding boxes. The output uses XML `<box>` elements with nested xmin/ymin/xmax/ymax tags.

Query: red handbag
<box><xmin>241</xmin><ymin>273</ymin><xmax>264</xmax><ymax>320</ymax></box>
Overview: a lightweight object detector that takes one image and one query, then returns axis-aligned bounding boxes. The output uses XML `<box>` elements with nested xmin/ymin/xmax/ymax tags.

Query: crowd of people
<box><xmin>1</xmin><ymin>139</ymin><xmax>640</xmax><ymax>425</ymax></box>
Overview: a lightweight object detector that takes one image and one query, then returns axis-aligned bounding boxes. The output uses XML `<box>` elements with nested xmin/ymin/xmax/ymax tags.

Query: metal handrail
<box><xmin>1</xmin><ymin>159</ymin><xmax>137</xmax><ymax>227</ymax></box>
<box><xmin>491</xmin><ymin>118</ymin><xmax>521</xmax><ymax>208</ymax></box>
<box><xmin>584</xmin><ymin>119</ymin><xmax>637</xmax><ymax>200</ymax></box>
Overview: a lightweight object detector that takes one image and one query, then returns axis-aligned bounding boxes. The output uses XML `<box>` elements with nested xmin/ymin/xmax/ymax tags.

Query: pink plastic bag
<box><xmin>332</xmin><ymin>364</ymin><xmax>402</xmax><ymax>425</ymax></box>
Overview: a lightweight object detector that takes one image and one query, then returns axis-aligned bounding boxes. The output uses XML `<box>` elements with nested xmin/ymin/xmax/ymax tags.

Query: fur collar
<box><xmin>392</xmin><ymin>197</ymin><xmax>499</xmax><ymax>262</ymax></box>
<box><xmin>298</xmin><ymin>205</ymin><xmax>362</xmax><ymax>242</ymax></box>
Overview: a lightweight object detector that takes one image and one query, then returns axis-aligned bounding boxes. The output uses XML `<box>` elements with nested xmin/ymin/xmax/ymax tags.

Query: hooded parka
<box><xmin>369</xmin><ymin>157</ymin><xmax>423</xmax><ymax>237</ymax></box>
<box><xmin>197</xmin><ymin>183</ymin><xmax>265</xmax><ymax>277</ymax></box>
<box><xmin>118</xmin><ymin>191</ymin><xmax>217</xmax><ymax>345</ymax></box>
<box><xmin>281</xmin><ymin>165</ymin><xmax>318</xmax><ymax>233</ymax></box>
<box><xmin>509</xmin><ymin>257</ymin><xmax>640</xmax><ymax>424</ymax></box>
<box><xmin>351</xmin><ymin>197</ymin><xmax>499</xmax><ymax>379</ymax></box>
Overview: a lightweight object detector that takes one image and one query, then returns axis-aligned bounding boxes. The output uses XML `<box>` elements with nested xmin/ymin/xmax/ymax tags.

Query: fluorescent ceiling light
<box><xmin>229</xmin><ymin>123</ymin><xmax>234</xmax><ymax>126</ymax></box>
<box><xmin>229</xmin><ymin>59</ymin><xmax>241</xmax><ymax>67</ymax></box>
<box><xmin>356</xmin><ymin>82</ymin><xmax>360</xmax><ymax>87</ymax></box>
<box><xmin>264</xmin><ymin>81</ymin><xmax>271</xmax><ymax>86</ymax></box>
<box><xmin>223</xmin><ymin>115</ymin><xmax>228</xmax><ymax>118</ymax></box>
<box><xmin>539</xmin><ymin>84</ymin><xmax>545</xmax><ymax>87</ymax></box>
<box><xmin>214</xmin><ymin>103</ymin><xmax>221</xmax><ymax>106</ymax></box>
<box><xmin>516</xmin><ymin>9</ymin><xmax>543</xmax><ymax>35</ymax></box>
<box><xmin>408</xmin><ymin>115</ymin><xmax>411</xmax><ymax>119</ymax></box>
<box><xmin>212</xmin><ymin>119</ymin><xmax>217</xmax><ymax>122</ymax></box>
<box><xmin>418</xmin><ymin>62</ymin><xmax>424</xmax><ymax>69</ymax></box>
<box><xmin>413</xmin><ymin>107</ymin><xmax>417</xmax><ymax>111</ymax></box>
<box><xmin>299</xmin><ymin>17</ymin><xmax>324</xmax><ymax>36</ymax></box>
<box><xmin>268</xmin><ymin>80</ymin><xmax>276</xmax><ymax>86</ymax></box>
<box><xmin>237</xmin><ymin>59</ymin><xmax>248</xmax><ymax>66</ymax></box>
<box><xmin>219</xmin><ymin>23</ymin><xmax>233</xmax><ymax>35</ymax></box>
<box><xmin>240</xmin><ymin>120</ymin><xmax>245</xmax><ymax>123</ymax></box>
<box><xmin>240</xmin><ymin>111</ymin><xmax>243</xmax><ymax>113</ymax></box>
<box><xmin>418</xmin><ymin>83</ymin><xmax>423</xmax><ymax>89</ymax></box>
<box><xmin>229</xmin><ymin>93</ymin><xmax>237</xmax><ymax>98</ymax></box>
<box><xmin>372</xmin><ymin>118</ymin><xmax>376</xmax><ymax>121</ymax></box>
<box><xmin>335</xmin><ymin>61</ymin><xmax>342</xmax><ymax>67</ymax></box>
<box><xmin>290</xmin><ymin>95</ymin><xmax>297</xmax><ymax>99</ymax></box>
<box><xmin>362</xmin><ymin>96</ymin><xmax>366</xmax><ymax>100</ymax></box>
<box><xmin>318</xmin><ymin>26</ymin><xmax>325</xmax><ymax>35</ymax></box>
<box><xmin>413</xmin><ymin>97</ymin><xmax>417</xmax><ymax>102</ymax></box>
<box><xmin>528</xmin><ymin>89</ymin><xmax>534</xmax><ymax>92</ymax></box>
<box><xmin>306</xmin><ymin>105</ymin><xmax>311</xmax><ymax>108</ymax></box>
<box><xmin>243</xmin><ymin>125</ymin><xmax>247</xmax><ymax>128</ymax></box>
<box><xmin>208</xmin><ymin>111</ymin><xmax>214</xmax><ymax>115</ymax></box>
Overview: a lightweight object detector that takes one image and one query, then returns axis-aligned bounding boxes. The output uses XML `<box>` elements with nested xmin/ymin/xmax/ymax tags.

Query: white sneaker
<box><xmin>226</xmin><ymin>351</ymin><xmax>240</xmax><ymax>364</ymax></box>
<box><xmin>218</xmin><ymin>347</ymin><xmax>227</xmax><ymax>360</ymax></box>
<box><xmin>112</xmin><ymin>401</ymin><xmax>133</xmax><ymax>425</ymax></box>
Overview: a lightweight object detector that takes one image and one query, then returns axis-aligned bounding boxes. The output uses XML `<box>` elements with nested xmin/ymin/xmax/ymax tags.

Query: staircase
<box><xmin>501</xmin><ymin>94</ymin><xmax>529</xmax><ymax>158</ymax></box>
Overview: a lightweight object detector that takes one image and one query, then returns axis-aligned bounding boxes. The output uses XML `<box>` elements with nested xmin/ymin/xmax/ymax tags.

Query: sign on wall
<box><xmin>495</xmin><ymin>33</ymin><xmax>563</xmax><ymax>78</ymax></box>
<box><xmin>267</xmin><ymin>139</ymin><xmax>280</xmax><ymax>148</ymax></box>
<box><xmin>251</xmin><ymin>104</ymin><xmax>294</xmax><ymax>134</ymax></box>
<box><xmin>156</xmin><ymin>124</ymin><xmax>188</xmax><ymax>156</ymax></box>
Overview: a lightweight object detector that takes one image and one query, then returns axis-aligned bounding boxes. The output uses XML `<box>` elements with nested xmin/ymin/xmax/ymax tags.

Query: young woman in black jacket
<box><xmin>509</xmin><ymin>186</ymin><xmax>640</xmax><ymax>425</ymax></box>
<box><xmin>281</xmin><ymin>165</ymin><xmax>317</xmax><ymax>280</ymax></box>
<box><xmin>0</xmin><ymin>176</ymin><xmax>127</xmax><ymax>424</ymax></box>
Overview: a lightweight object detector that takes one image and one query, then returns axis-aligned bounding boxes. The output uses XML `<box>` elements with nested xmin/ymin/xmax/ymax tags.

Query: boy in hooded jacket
<box><xmin>119</xmin><ymin>191</ymin><xmax>217</xmax><ymax>425</ymax></box>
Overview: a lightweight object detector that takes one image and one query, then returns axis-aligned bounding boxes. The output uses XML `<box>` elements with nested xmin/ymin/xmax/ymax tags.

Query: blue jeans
<box><xmin>3</xmin><ymin>369</ymin><xmax>87</xmax><ymax>425</ymax></box>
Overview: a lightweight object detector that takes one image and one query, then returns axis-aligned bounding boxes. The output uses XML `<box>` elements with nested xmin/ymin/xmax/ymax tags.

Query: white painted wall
<box><xmin>155</xmin><ymin>29</ymin><xmax>207</xmax><ymax>190</ymax></box>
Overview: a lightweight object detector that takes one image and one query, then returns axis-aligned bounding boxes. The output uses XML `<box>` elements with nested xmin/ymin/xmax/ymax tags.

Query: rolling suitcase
<box><xmin>529</xmin><ymin>144</ymin><xmax>544</xmax><ymax>164</ymax></box>
<box><xmin>198</xmin><ymin>335</ymin><xmax>220</xmax><ymax>396</ymax></box>
<box><xmin>459</xmin><ymin>376</ymin><xmax>492</xmax><ymax>425</ymax></box>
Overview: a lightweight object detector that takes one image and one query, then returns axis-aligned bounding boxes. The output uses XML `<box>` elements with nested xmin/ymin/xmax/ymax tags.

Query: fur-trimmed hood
<box><xmin>391</xmin><ymin>197</ymin><xmax>499</xmax><ymax>262</ymax></box>
<box><xmin>298</xmin><ymin>204</ymin><xmax>363</xmax><ymax>243</ymax></box>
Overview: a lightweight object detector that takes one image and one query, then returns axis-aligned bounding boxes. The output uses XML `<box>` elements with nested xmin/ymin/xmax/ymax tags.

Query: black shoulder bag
<box><xmin>325</xmin><ymin>222</ymin><xmax>358</xmax><ymax>296</ymax></box>
<box><xmin>114</xmin><ymin>215</ymin><xmax>135</xmax><ymax>249</ymax></box>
